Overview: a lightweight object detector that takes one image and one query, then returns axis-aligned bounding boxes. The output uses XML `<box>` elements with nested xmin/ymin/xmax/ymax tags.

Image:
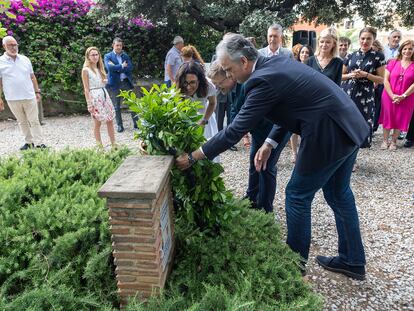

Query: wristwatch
<box><xmin>201</xmin><ymin>118</ymin><xmax>209</xmax><ymax>124</ymax></box>
<box><xmin>35</xmin><ymin>89</ymin><xmax>41</xmax><ymax>94</ymax></box>
<box><xmin>188</xmin><ymin>153</ymin><xmax>197</xmax><ymax>166</ymax></box>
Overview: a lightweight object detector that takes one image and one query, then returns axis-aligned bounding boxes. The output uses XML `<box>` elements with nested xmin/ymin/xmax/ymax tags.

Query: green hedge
<box><xmin>3</xmin><ymin>9</ymin><xmax>221</xmax><ymax>108</ymax></box>
<box><xmin>0</xmin><ymin>149</ymin><xmax>322</xmax><ymax>310</ymax></box>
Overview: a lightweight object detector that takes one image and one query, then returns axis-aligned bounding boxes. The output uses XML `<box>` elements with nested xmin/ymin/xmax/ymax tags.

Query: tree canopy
<box><xmin>97</xmin><ymin>0</ymin><xmax>413</xmax><ymax>38</ymax></box>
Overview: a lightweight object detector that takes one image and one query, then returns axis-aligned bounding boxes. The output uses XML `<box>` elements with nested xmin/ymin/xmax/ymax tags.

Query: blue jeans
<box><xmin>109</xmin><ymin>80</ymin><xmax>138</xmax><ymax>128</ymax></box>
<box><xmin>285</xmin><ymin>147</ymin><xmax>365</xmax><ymax>266</ymax></box>
<box><xmin>246</xmin><ymin>131</ymin><xmax>290</xmax><ymax>213</ymax></box>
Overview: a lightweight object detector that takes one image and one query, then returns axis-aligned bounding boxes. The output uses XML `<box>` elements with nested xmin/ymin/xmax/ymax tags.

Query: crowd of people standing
<box><xmin>0</xmin><ymin>21</ymin><xmax>413</xmax><ymax>283</ymax></box>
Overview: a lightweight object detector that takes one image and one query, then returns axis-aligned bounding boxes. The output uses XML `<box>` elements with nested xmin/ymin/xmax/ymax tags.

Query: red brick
<box><xmin>110</xmin><ymin>227</ymin><xmax>131</xmax><ymax>235</ymax></box>
<box><xmin>113</xmin><ymin>252</ymin><xmax>138</xmax><ymax>260</ymax></box>
<box><xmin>113</xmin><ymin>259</ymin><xmax>136</xmax><ymax>266</ymax></box>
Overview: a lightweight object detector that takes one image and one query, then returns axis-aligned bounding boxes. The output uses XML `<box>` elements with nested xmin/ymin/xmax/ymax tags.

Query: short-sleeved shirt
<box><xmin>0</xmin><ymin>53</ymin><xmax>35</xmax><ymax>101</ymax></box>
<box><xmin>164</xmin><ymin>46</ymin><xmax>182</xmax><ymax>81</ymax></box>
<box><xmin>306</xmin><ymin>56</ymin><xmax>343</xmax><ymax>85</ymax></box>
<box><xmin>383</xmin><ymin>45</ymin><xmax>399</xmax><ymax>62</ymax></box>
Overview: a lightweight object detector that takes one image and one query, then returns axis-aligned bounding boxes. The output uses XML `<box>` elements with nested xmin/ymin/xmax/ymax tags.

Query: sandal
<box><xmin>380</xmin><ymin>141</ymin><xmax>389</xmax><ymax>150</ymax></box>
<box><xmin>388</xmin><ymin>142</ymin><xmax>397</xmax><ymax>151</ymax></box>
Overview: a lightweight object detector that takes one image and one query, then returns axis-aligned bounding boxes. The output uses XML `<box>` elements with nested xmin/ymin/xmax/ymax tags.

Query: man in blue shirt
<box><xmin>383</xmin><ymin>30</ymin><xmax>402</xmax><ymax>62</ymax></box>
<box><xmin>164</xmin><ymin>36</ymin><xmax>184</xmax><ymax>87</ymax></box>
<box><xmin>104</xmin><ymin>38</ymin><xmax>137</xmax><ymax>132</ymax></box>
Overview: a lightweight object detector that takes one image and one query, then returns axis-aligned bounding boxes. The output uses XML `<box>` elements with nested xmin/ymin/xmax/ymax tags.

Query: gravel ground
<box><xmin>1</xmin><ymin>113</ymin><xmax>413</xmax><ymax>310</ymax></box>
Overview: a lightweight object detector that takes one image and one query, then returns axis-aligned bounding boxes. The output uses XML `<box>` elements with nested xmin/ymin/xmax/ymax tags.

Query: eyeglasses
<box><xmin>183</xmin><ymin>80</ymin><xmax>198</xmax><ymax>88</ymax></box>
<box><xmin>6</xmin><ymin>44</ymin><xmax>18</xmax><ymax>48</ymax></box>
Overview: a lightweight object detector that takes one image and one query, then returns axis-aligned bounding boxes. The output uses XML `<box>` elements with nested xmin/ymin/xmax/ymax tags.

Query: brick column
<box><xmin>98</xmin><ymin>155</ymin><xmax>175</xmax><ymax>307</ymax></box>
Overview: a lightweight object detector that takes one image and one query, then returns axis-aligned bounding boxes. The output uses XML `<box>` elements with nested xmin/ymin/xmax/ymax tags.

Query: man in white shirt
<box><xmin>258</xmin><ymin>24</ymin><xmax>293</xmax><ymax>58</ymax></box>
<box><xmin>0</xmin><ymin>36</ymin><xmax>46</xmax><ymax>150</ymax></box>
<box><xmin>383</xmin><ymin>29</ymin><xmax>402</xmax><ymax>62</ymax></box>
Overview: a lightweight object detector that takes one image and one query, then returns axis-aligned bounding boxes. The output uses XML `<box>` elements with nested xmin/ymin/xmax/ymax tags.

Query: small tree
<box><xmin>121</xmin><ymin>85</ymin><xmax>241</xmax><ymax>231</ymax></box>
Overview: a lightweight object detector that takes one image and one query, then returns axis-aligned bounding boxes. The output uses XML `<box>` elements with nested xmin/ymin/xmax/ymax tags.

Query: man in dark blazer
<box><xmin>208</xmin><ymin>61</ymin><xmax>290</xmax><ymax>215</ymax></box>
<box><xmin>176</xmin><ymin>35</ymin><xmax>369</xmax><ymax>280</ymax></box>
<box><xmin>104</xmin><ymin>37</ymin><xmax>138</xmax><ymax>132</ymax></box>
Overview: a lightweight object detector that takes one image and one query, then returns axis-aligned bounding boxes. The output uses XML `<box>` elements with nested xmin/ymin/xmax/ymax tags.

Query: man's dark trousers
<box><xmin>108</xmin><ymin>80</ymin><xmax>138</xmax><ymax>129</ymax></box>
<box><xmin>246</xmin><ymin>122</ymin><xmax>290</xmax><ymax>213</ymax></box>
<box><xmin>285</xmin><ymin>147</ymin><xmax>365</xmax><ymax>266</ymax></box>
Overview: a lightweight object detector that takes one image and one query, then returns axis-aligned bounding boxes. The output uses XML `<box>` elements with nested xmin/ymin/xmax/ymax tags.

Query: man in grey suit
<box><xmin>257</xmin><ymin>24</ymin><xmax>293</xmax><ymax>58</ymax></box>
<box><xmin>176</xmin><ymin>34</ymin><xmax>368</xmax><ymax>281</ymax></box>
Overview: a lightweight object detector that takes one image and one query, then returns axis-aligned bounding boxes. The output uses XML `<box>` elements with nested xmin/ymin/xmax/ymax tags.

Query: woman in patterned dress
<box><xmin>341</xmin><ymin>27</ymin><xmax>386</xmax><ymax>148</ymax></box>
<box><xmin>81</xmin><ymin>47</ymin><xmax>116</xmax><ymax>149</ymax></box>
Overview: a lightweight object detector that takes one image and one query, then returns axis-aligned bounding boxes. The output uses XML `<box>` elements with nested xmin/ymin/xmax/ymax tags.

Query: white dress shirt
<box><xmin>0</xmin><ymin>53</ymin><xmax>35</xmax><ymax>101</ymax></box>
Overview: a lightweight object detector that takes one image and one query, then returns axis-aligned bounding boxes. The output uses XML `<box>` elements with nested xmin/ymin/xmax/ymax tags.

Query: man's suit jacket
<box><xmin>202</xmin><ymin>56</ymin><xmax>369</xmax><ymax>174</ymax></box>
<box><xmin>258</xmin><ymin>46</ymin><xmax>293</xmax><ymax>58</ymax></box>
<box><xmin>104</xmin><ymin>51</ymin><xmax>134</xmax><ymax>91</ymax></box>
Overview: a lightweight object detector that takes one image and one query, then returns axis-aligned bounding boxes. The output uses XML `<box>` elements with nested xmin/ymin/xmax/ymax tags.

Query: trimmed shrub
<box><xmin>0</xmin><ymin>147</ymin><xmax>322</xmax><ymax>310</ymax></box>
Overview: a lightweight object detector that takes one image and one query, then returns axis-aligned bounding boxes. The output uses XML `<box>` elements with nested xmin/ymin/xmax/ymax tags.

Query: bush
<box><xmin>0</xmin><ymin>148</ymin><xmax>131</xmax><ymax>310</ymax></box>
<box><xmin>0</xmin><ymin>148</ymin><xmax>322</xmax><ymax>310</ymax></box>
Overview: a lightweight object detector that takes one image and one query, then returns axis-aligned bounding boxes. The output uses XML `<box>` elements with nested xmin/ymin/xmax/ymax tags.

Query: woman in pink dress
<box><xmin>380</xmin><ymin>39</ymin><xmax>414</xmax><ymax>150</ymax></box>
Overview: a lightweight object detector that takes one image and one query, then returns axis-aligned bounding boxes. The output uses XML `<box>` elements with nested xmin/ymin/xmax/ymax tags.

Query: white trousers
<box><xmin>7</xmin><ymin>98</ymin><xmax>43</xmax><ymax>145</ymax></box>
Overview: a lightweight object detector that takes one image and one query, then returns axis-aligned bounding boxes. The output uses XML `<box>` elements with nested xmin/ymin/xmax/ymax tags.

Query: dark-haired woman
<box><xmin>176</xmin><ymin>61</ymin><xmax>219</xmax><ymax>161</ymax></box>
<box><xmin>342</xmin><ymin>27</ymin><xmax>386</xmax><ymax>149</ymax></box>
<box><xmin>297</xmin><ymin>44</ymin><xmax>314</xmax><ymax>63</ymax></box>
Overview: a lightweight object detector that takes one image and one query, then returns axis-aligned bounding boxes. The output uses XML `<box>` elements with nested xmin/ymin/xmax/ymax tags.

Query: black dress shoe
<box><xmin>36</xmin><ymin>144</ymin><xmax>47</xmax><ymax>149</ymax></box>
<box><xmin>117</xmin><ymin>125</ymin><xmax>125</xmax><ymax>133</ymax></box>
<box><xmin>404</xmin><ymin>140</ymin><xmax>413</xmax><ymax>148</ymax></box>
<box><xmin>316</xmin><ymin>255</ymin><xmax>365</xmax><ymax>280</ymax></box>
<box><xmin>229</xmin><ymin>145</ymin><xmax>238</xmax><ymax>151</ymax></box>
<box><xmin>20</xmin><ymin>143</ymin><xmax>34</xmax><ymax>150</ymax></box>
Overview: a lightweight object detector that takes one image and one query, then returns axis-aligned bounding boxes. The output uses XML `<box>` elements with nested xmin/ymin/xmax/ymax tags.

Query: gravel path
<box><xmin>1</xmin><ymin>113</ymin><xmax>413</xmax><ymax>310</ymax></box>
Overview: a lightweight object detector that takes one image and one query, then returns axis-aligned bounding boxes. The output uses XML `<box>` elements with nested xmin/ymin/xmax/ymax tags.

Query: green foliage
<box><xmin>122</xmin><ymin>85</ymin><xmax>238</xmax><ymax>230</ymax></box>
<box><xmin>126</xmin><ymin>207</ymin><xmax>323</xmax><ymax>310</ymax></box>
<box><xmin>99</xmin><ymin>0</ymin><xmax>413</xmax><ymax>37</ymax></box>
<box><xmin>0</xmin><ymin>148</ymin><xmax>322</xmax><ymax>309</ymax></box>
<box><xmin>0</xmin><ymin>148</ymin><xmax>131</xmax><ymax>310</ymax></box>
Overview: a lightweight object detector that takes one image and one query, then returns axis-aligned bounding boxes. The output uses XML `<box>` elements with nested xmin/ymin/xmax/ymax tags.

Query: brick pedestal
<box><xmin>98</xmin><ymin>155</ymin><xmax>175</xmax><ymax>307</ymax></box>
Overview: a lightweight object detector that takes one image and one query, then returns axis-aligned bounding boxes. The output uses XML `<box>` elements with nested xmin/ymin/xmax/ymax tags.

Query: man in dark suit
<box><xmin>208</xmin><ymin>61</ymin><xmax>290</xmax><ymax>214</ymax></box>
<box><xmin>176</xmin><ymin>35</ymin><xmax>369</xmax><ymax>280</ymax></box>
<box><xmin>104</xmin><ymin>37</ymin><xmax>138</xmax><ymax>132</ymax></box>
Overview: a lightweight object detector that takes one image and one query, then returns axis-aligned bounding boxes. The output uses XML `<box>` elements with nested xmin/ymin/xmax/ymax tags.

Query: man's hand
<box><xmin>0</xmin><ymin>98</ymin><xmax>4</xmax><ymax>111</ymax></box>
<box><xmin>254</xmin><ymin>142</ymin><xmax>272</xmax><ymax>172</ymax></box>
<box><xmin>176</xmin><ymin>153</ymin><xmax>191</xmax><ymax>170</ymax></box>
<box><xmin>122</xmin><ymin>61</ymin><xmax>128</xmax><ymax>68</ymax></box>
<box><xmin>36</xmin><ymin>93</ymin><xmax>41</xmax><ymax>102</ymax></box>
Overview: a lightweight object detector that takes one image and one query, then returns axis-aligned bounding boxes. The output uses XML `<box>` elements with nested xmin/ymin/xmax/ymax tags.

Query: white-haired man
<box><xmin>176</xmin><ymin>34</ymin><xmax>369</xmax><ymax>280</ymax></box>
<box><xmin>258</xmin><ymin>24</ymin><xmax>293</xmax><ymax>58</ymax></box>
<box><xmin>0</xmin><ymin>36</ymin><xmax>46</xmax><ymax>150</ymax></box>
<box><xmin>164</xmin><ymin>36</ymin><xmax>184</xmax><ymax>87</ymax></box>
<box><xmin>383</xmin><ymin>29</ymin><xmax>402</xmax><ymax>62</ymax></box>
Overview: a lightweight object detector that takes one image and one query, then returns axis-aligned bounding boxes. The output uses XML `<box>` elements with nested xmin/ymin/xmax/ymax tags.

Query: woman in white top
<box><xmin>176</xmin><ymin>61</ymin><xmax>219</xmax><ymax>162</ymax></box>
<box><xmin>81</xmin><ymin>47</ymin><xmax>116</xmax><ymax>149</ymax></box>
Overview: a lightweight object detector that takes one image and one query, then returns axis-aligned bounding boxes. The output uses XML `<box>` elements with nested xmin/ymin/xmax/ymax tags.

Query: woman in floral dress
<box><xmin>81</xmin><ymin>47</ymin><xmax>116</xmax><ymax>149</ymax></box>
<box><xmin>342</xmin><ymin>27</ymin><xmax>386</xmax><ymax>148</ymax></box>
